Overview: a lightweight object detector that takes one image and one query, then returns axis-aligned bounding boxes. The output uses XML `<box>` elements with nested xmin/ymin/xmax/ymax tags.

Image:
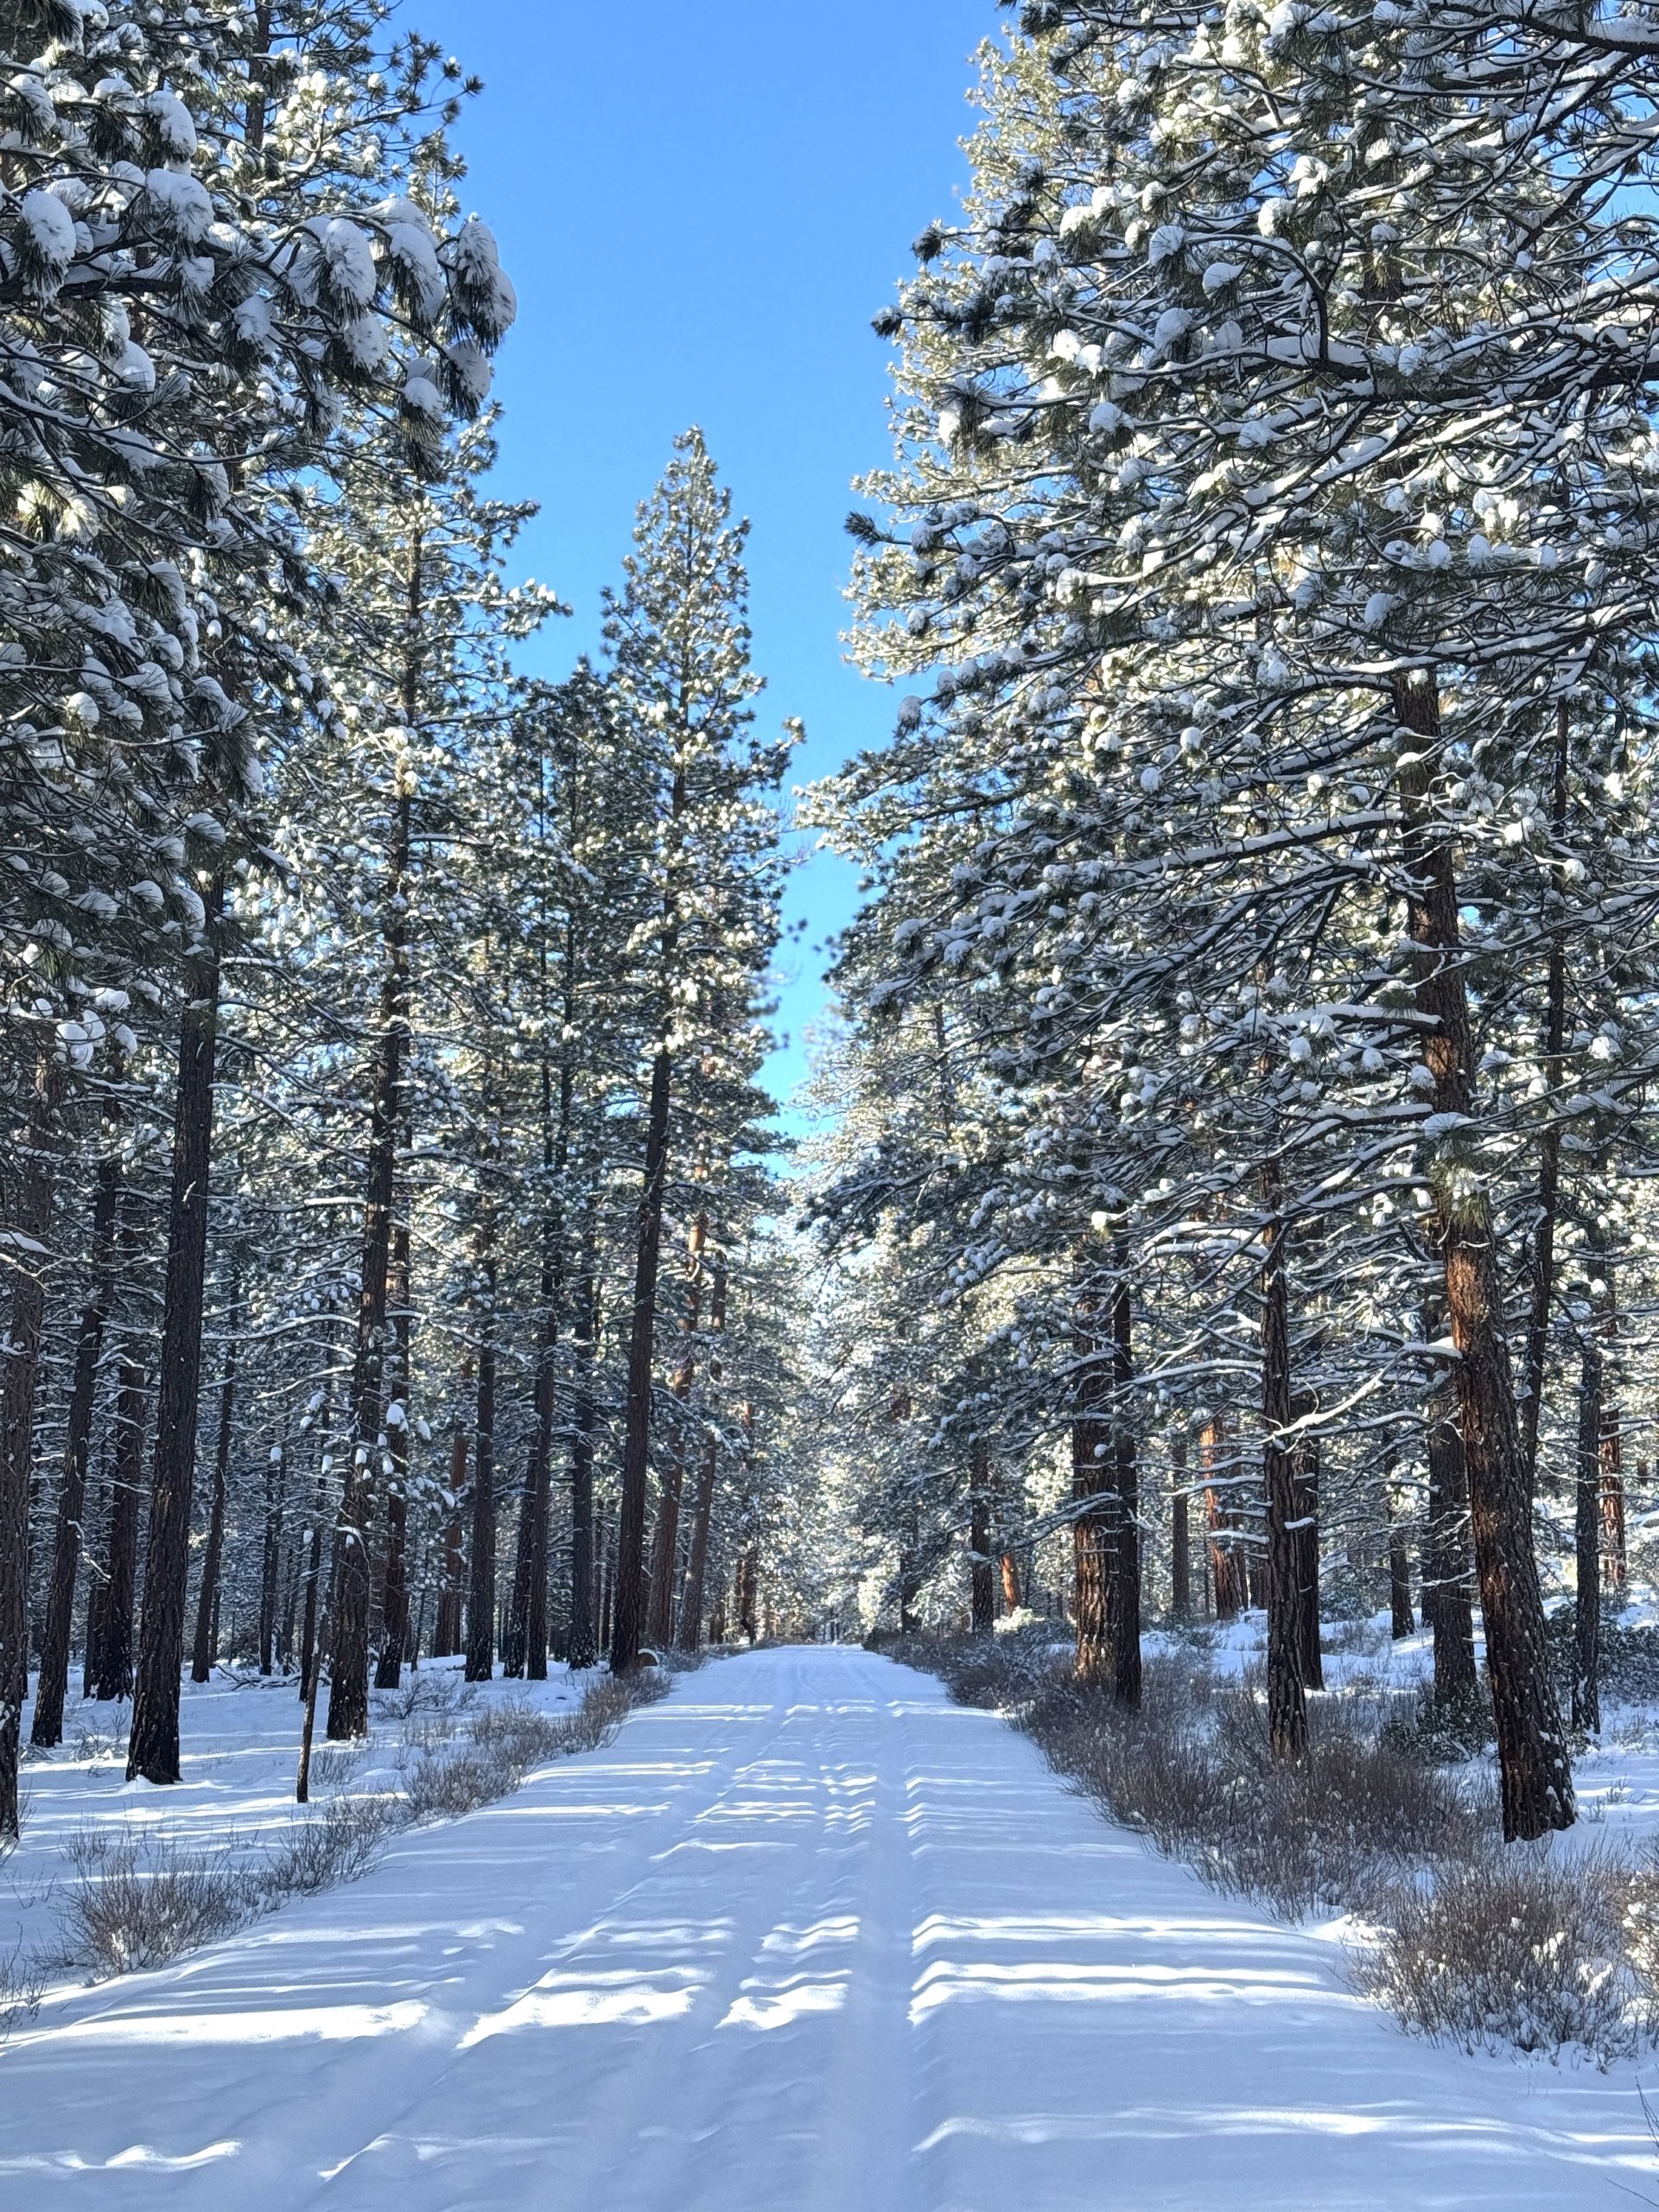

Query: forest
<box><xmin>6</xmin><ymin>0</ymin><xmax>1659</xmax><ymax>2202</ymax></box>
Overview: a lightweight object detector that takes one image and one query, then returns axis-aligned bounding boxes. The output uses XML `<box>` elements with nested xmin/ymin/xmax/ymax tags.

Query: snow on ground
<box><xmin>0</xmin><ymin>1644</ymin><xmax>1654</xmax><ymax>2209</ymax></box>
<box><xmin>3</xmin><ymin>1656</ymin><xmax>586</xmax><ymax>1975</ymax></box>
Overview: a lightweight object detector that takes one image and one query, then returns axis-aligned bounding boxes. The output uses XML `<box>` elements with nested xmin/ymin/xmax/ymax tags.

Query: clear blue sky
<box><xmin>411</xmin><ymin>1</ymin><xmax>987</xmax><ymax>1130</ymax></box>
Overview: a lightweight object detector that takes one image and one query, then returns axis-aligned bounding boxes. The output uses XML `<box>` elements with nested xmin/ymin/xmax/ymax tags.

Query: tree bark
<box><xmin>1</xmin><ymin>1056</ymin><xmax>61</xmax><ymax>1836</ymax></box>
<box><xmin>1290</xmin><ymin>1399</ymin><xmax>1324</xmax><ymax>1692</ymax></box>
<box><xmin>1109</xmin><ymin>1260</ymin><xmax>1141</xmax><ymax>1708</ymax></box>
<box><xmin>969</xmin><ymin>1438</ymin><xmax>995</xmax><ymax>1637</ymax></box>
<box><xmin>435</xmin><ymin>1410</ymin><xmax>467</xmax><ymax>1659</ymax></box>
<box><xmin>1423</xmin><ymin>1321</ymin><xmax>1480</xmax><ymax>1701</ymax></box>
<box><xmin>1573</xmin><ymin>1324</ymin><xmax>1602</xmax><ymax>1734</ymax></box>
<box><xmin>1260</xmin><ymin>1186</ymin><xmax>1308</xmax><ymax>1760</ymax></box>
<box><xmin>1397</xmin><ymin>678</ymin><xmax>1573</xmax><ymax>1839</ymax></box>
<box><xmin>95</xmin><ymin>1224</ymin><xmax>149</xmax><ymax>1703</ymax></box>
<box><xmin>328</xmin><ymin>783</ymin><xmax>409</xmax><ymax>1739</ymax></box>
<box><xmin>373</xmin><ymin>1220</ymin><xmax>412</xmax><ymax>1690</ymax></box>
<box><xmin>32</xmin><ymin>1143</ymin><xmax>120</xmax><ymax>1747</ymax></box>
<box><xmin>567</xmin><ymin>1219</ymin><xmax>599</xmax><ymax>1669</ymax></box>
<box><xmin>129</xmin><ymin>880</ymin><xmax>224</xmax><ymax>1788</ymax></box>
<box><xmin>1071</xmin><ymin>1299</ymin><xmax>1113</xmax><ymax>1684</ymax></box>
<box><xmin>648</xmin><ymin>1215</ymin><xmax>706</xmax><ymax>1650</ymax></box>
<box><xmin>1171</xmin><ymin>1433</ymin><xmax>1192</xmax><ymax>1620</ymax></box>
<box><xmin>613</xmin><ymin>1039</ymin><xmax>673</xmax><ymax>1674</ymax></box>
<box><xmin>1520</xmin><ymin>700</ymin><xmax>1570</xmax><ymax>1502</ymax></box>
<box><xmin>260</xmin><ymin>1443</ymin><xmax>285</xmax><ymax>1677</ymax></box>
<box><xmin>1385</xmin><ymin>1446</ymin><xmax>1414</xmax><ymax>1640</ymax></box>
<box><xmin>466</xmin><ymin>1249</ymin><xmax>497</xmax><ymax>1683</ymax></box>
<box><xmin>675</xmin><ymin>1251</ymin><xmax>727</xmax><ymax>1652</ymax></box>
<box><xmin>190</xmin><ymin>1287</ymin><xmax>239</xmax><ymax>1684</ymax></box>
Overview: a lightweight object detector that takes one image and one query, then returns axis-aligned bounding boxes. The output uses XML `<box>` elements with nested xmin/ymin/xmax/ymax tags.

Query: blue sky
<box><xmin>411</xmin><ymin>1</ymin><xmax>987</xmax><ymax>1131</ymax></box>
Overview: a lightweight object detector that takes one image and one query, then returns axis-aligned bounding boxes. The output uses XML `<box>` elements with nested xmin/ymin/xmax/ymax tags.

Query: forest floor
<box><xmin>0</xmin><ymin>1644</ymin><xmax>1654</xmax><ymax>2208</ymax></box>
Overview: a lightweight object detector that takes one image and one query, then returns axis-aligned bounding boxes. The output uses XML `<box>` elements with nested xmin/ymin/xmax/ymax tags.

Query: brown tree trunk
<box><xmin>1203</xmin><ymin>1416</ymin><xmax>1244</xmax><ymax>1619</ymax></box>
<box><xmin>129</xmin><ymin>882</ymin><xmax>224</xmax><ymax>1788</ymax></box>
<box><xmin>1601</xmin><ymin>1408</ymin><xmax>1627</xmax><ymax>1593</ymax></box>
<box><xmin>1423</xmin><ymin>1320</ymin><xmax>1479</xmax><ymax>1700</ymax></box>
<box><xmin>613</xmin><ymin>1038</ymin><xmax>673</xmax><ymax>1674</ymax></box>
<box><xmin>1001</xmin><ymin>1548</ymin><xmax>1022</xmax><ymax>1615</ymax></box>
<box><xmin>1385</xmin><ymin>1448</ymin><xmax>1414</xmax><ymax>1640</ymax></box>
<box><xmin>328</xmin><ymin>807</ymin><xmax>408</xmax><ymax>1739</ymax></box>
<box><xmin>735</xmin><ymin>1547</ymin><xmax>759</xmax><ymax>1644</ymax></box>
<box><xmin>190</xmin><ymin>1289</ymin><xmax>239</xmax><ymax>1684</ymax></box>
<box><xmin>0</xmin><ymin>1057</ymin><xmax>61</xmax><ymax>1835</ymax></box>
<box><xmin>649</xmin><ymin>1216</ymin><xmax>707</xmax><ymax>1650</ymax></box>
<box><xmin>1290</xmin><ymin>1400</ymin><xmax>1324</xmax><ymax>1692</ymax></box>
<box><xmin>435</xmin><ymin>1410</ymin><xmax>467</xmax><ymax>1658</ymax></box>
<box><xmin>297</xmin><ymin>1463</ymin><xmax>326</xmax><ymax>1703</ymax></box>
<box><xmin>96</xmin><ymin>1247</ymin><xmax>149</xmax><ymax>1705</ymax></box>
<box><xmin>1573</xmin><ymin>1325</ymin><xmax>1602</xmax><ymax>1734</ymax></box>
<box><xmin>1260</xmin><ymin>1190</ymin><xmax>1307</xmax><ymax>1760</ymax></box>
<box><xmin>466</xmin><ymin>1254</ymin><xmax>497</xmax><ymax>1683</ymax></box>
<box><xmin>676</xmin><ymin>1252</ymin><xmax>728</xmax><ymax>1652</ymax></box>
<box><xmin>1109</xmin><ymin>1262</ymin><xmax>1141</xmax><ymax>1708</ymax></box>
<box><xmin>1398</xmin><ymin>679</ymin><xmax>1573</xmax><ymax>1839</ymax></box>
<box><xmin>32</xmin><ymin>1144</ymin><xmax>120</xmax><ymax>1747</ymax></box>
<box><xmin>567</xmin><ymin>1222</ymin><xmax>599</xmax><ymax>1669</ymax></box>
<box><xmin>1071</xmin><ymin>1301</ymin><xmax>1112</xmax><ymax>1683</ymax></box>
<box><xmin>260</xmin><ymin>1442</ymin><xmax>285</xmax><ymax>1677</ymax></box>
<box><xmin>1171</xmin><ymin>1433</ymin><xmax>1191</xmax><ymax>1620</ymax></box>
<box><xmin>373</xmin><ymin>1220</ymin><xmax>412</xmax><ymax>1690</ymax></box>
<box><xmin>969</xmin><ymin>1439</ymin><xmax>995</xmax><ymax>1638</ymax></box>
<box><xmin>1520</xmin><ymin>701</ymin><xmax>1570</xmax><ymax>1502</ymax></box>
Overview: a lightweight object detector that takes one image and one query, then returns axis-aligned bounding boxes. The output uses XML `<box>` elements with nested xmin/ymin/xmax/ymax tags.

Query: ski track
<box><xmin>0</xmin><ymin>1645</ymin><xmax>1650</xmax><ymax>2209</ymax></box>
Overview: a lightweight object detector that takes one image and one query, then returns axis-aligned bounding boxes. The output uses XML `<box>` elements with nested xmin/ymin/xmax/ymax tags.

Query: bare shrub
<box><xmin>263</xmin><ymin>1794</ymin><xmax>402</xmax><ymax>1898</ymax></box>
<box><xmin>308</xmin><ymin>1741</ymin><xmax>367</xmax><ymax>1795</ymax></box>
<box><xmin>379</xmin><ymin>1670</ymin><xmax>476</xmax><ymax>1751</ymax></box>
<box><xmin>57</xmin><ymin>1825</ymin><xmax>261</xmax><ymax>1976</ymax></box>
<box><xmin>0</xmin><ymin>1942</ymin><xmax>41</xmax><ymax>2045</ymax></box>
<box><xmin>1354</xmin><ymin>1847</ymin><xmax>1653</xmax><ymax>2066</ymax></box>
<box><xmin>403</xmin><ymin>1671</ymin><xmax>667</xmax><ymax>1825</ymax></box>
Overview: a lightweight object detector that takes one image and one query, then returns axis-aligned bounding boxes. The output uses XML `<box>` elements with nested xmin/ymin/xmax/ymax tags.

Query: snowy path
<box><xmin>0</xmin><ymin>1645</ymin><xmax>1650</xmax><ymax>2209</ymax></box>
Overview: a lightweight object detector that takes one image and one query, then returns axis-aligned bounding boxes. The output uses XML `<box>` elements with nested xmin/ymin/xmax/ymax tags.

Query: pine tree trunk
<box><xmin>1260</xmin><ymin>1191</ymin><xmax>1307</xmax><ymax>1760</ymax></box>
<box><xmin>567</xmin><ymin>1225</ymin><xmax>599</xmax><ymax>1669</ymax></box>
<box><xmin>373</xmin><ymin>1221</ymin><xmax>412</xmax><ymax>1690</ymax></box>
<box><xmin>190</xmin><ymin>1293</ymin><xmax>239</xmax><ymax>1684</ymax></box>
<box><xmin>1573</xmin><ymin>1328</ymin><xmax>1602</xmax><ymax>1734</ymax></box>
<box><xmin>328</xmin><ymin>795</ymin><xmax>408</xmax><ymax>1739</ymax></box>
<box><xmin>1203</xmin><ymin>1416</ymin><xmax>1244</xmax><ymax>1619</ymax></box>
<box><xmin>129</xmin><ymin>883</ymin><xmax>223</xmax><ymax>1788</ymax></box>
<box><xmin>1521</xmin><ymin>701</ymin><xmax>1570</xmax><ymax>1501</ymax></box>
<box><xmin>434</xmin><ymin>1413</ymin><xmax>467</xmax><ymax>1657</ymax></box>
<box><xmin>503</xmin><ymin>1467</ymin><xmax>533</xmax><ymax>1679</ymax></box>
<box><xmin>969</xmin><ymin>1439</ymin><xmax>995</xmax><ymax>1637</ymax></box>
<box><xmin>260</xmin><ymin>1444</ymin><xmax>285</xmax><ymax>1677</ymax></box>
<box><xmin>1171</xmin><ymin>1433</ymin><xmax>1191</xmax><ymax>1620</ymax></box>
<box><xmin>1290</xmin><ymin>1403</ymin><xmax>1324</xmax><ymax>1692</ymax></box>
<box><xmin>613</xmin><ymin>1040</ymin><xmax>673</xmax><ymax>1674</ymax></box>
<box><xmin>1071</xmin><ymin>1297</ymin><xmax>1113</xmax><ymax>1683</ymax></box>
<box><xmin>96</xmin><ymin>1286</ymin><xmax>149</xmax><ymax>1704</ymax></box>
<box><xmin>1001</xmin><ymin>1548</ymin><xmax>1022</xmax><ymax>1614</ymax></box>
<box><xmin>466</xmin><ymin>1255</ymin><xmax>497</xmax><ymax>1683</ymax></box>
<box><xmin>648</xmin><ymin>1217</ymin><xmax>706</xmax><ymax>1651</ymax></box>
<box><xmin>1601</xmin><ymin>1408</ymin><xmax>1627</xmax><ymax>1592</ymax></box>
<box><xmin>1422</xmin><ymin>1317</ymin><xmax>1480</xmax><ymax>1700</ymax></box>
<box><xmin>675</xmin><ymin>1253</ymin><xmax>727</xmax><ymax>1652</ymax></box>
<box><xmin>1386</xmin><ymin>1448</ymin><xmax>1415</xmax><ymax>1639</ymax></box>
<box><xmin>1397</xmin><ymin>679</ymin><xmax>1573</xmax><ymax>1840</ymax></box>
<box><xmin>1109</xmin><ymin>1262</ymin><xmax>1141</xmax><ymax>1708</ymax></box>
<box><xmin>32</xmin><ymin>1145</ymin><xmax>120</xmax><ymax>1747</ymax></box>
<box><xmin>0</xmin><ymin>1057</ymin><xmax>61</xmax><ymax>1837</ymax></box>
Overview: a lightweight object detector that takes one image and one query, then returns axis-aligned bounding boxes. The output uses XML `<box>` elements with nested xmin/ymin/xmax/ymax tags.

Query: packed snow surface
<box><xmin>1</xmin><ymin>1644</ymin><xmax>1652</xmax><ymax>2208</ymax></box>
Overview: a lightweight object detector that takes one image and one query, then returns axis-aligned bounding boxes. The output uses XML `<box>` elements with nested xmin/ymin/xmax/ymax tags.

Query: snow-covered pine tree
<box><xmin>601</xmin><ymin>431</ymin><xmax>795</xmax><ymax>1672</ymax></box>
<box><xmin>819</xmin><ymin>0</ymin><xmax>1659</xmax><ymax>1839</ymax></box>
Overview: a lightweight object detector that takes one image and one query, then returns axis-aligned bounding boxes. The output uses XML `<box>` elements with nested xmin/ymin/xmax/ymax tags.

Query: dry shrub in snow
<box><xmin>263</xmin><ymin>1794</ymin><xmax>402</xmax><ymax>1899</ymax></box>
<box><xmin>58</xmin><ymin>1826</ymin><xmax>261</xmax><ymax>1975</ymax></box>
<box><xmin>1354</xmin><ymin>1849</ymin><xmax>1657</xmax><ymax>2066</ymax></box>
<box><xmin>403</xmin><ymin>1670</ymin><xmax>671</xmax><ymax>1824</ymax></box>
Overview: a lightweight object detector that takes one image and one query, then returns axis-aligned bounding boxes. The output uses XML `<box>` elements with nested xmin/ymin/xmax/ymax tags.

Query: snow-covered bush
<box><xmin>1355</xmin><ymin>1849</ymin><xmax>1656</xmax><ymax>2068</ymax></box>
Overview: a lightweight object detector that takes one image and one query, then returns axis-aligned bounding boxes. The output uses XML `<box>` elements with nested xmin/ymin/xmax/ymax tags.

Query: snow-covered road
<box><xmin>0</xmin><ymin>1645</ymin><xmax>1649</xmax><ymax>2208</ymax></box>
